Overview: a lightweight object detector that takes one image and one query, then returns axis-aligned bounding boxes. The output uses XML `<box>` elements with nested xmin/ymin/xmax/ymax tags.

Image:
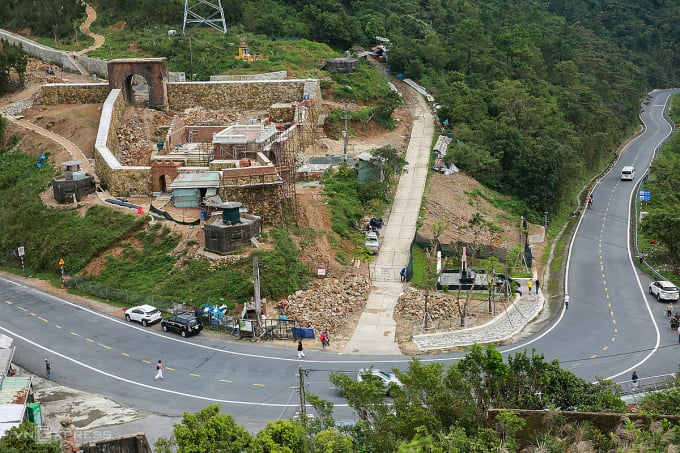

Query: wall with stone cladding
<box><xmin>70</xmin><ymin>53</ymin><xmax>108</xmax><ymax>78</ymax></box>
<box><xmin>94</xmin><ymin>89</ymin><xmax>152</xmax><ymax>196</ymax></box>
<box><xmin>210</xmin><ymin>71</ymin><xmax>287</xmax><ymax>81</ymax></box>
<box><xmin>41</xmin><ymin>83</ymin><xmax>110</xmax><ymax>104</ymax></box>
<box><xmin>167</xmin><ymin>80</ymin><xmax>312</xmax><ymax>111</ymax></box>
<box><xmin>221</xmin><ymin>184</ymin><xmax>283</xmax><ymax>225</ymax></box>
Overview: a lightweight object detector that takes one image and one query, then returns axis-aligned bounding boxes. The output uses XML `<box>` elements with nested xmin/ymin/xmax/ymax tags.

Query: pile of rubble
<box><xmin>116</xmin><ymin>108</ymin><xmax>169</xmax><ymax>165</ymax></box>
<box><xmin>180</xmin><ymin>106</ymin><xmax>239</xmax><ymax>126</ymax></box>
<box><xmin>280</xmin><ymin>273</ymin><xmax>371</xmax><ymax>339</ymax></box>
<box><xmin>396</xmin><ymin>287</ymin><xmax>493</xmax><ymax>333</ymax></box>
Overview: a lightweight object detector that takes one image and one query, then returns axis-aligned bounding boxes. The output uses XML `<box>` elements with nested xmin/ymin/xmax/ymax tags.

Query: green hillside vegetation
<box><xmin>5</xmin><ymin>0</ymin><xmax>678</xmax><ymax>222</ymax></box>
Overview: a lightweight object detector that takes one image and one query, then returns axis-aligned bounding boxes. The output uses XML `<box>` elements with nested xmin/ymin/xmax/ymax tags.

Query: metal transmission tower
<box><xmin>183</xmin><ymin>0</ymin><xmax>227</xmax><ymax>34</ymax></box>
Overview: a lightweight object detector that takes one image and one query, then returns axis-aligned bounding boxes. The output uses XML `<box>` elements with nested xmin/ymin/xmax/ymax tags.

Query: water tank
<box><xmin>221</xmin><ymin>202</ymin><xmax>242</xmax><ymax>224</ymax></box>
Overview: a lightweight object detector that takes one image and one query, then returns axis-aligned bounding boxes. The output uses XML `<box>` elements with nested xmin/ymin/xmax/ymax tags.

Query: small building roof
<box><xmin>169</xmin><ymin>172</ymin><xmax>220</xmax><ymax>190</ymax></box>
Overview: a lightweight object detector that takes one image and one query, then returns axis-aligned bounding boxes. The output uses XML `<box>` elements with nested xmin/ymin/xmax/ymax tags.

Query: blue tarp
<box><xmin>291</xmin><ymin>327</ymin><xmax>315</xmax><ymax>339</ymax></box>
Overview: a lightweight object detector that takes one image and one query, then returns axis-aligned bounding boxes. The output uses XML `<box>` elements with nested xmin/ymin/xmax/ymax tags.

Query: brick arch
<box><xmin>108</xmin><ymin>58</ymin><xmax>168</xmax><ymax>110</ymax></box>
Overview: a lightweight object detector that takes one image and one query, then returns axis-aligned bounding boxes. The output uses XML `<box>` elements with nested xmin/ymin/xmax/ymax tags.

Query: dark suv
<box><xmin>161</xmin><ymin>312</ymin><xmax>203</xmax><ymax>337</ymax></box>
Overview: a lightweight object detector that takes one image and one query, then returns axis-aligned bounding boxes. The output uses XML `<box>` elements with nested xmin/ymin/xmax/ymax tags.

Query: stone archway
<box><xmin>107</xmin><ymin>58</ymin><xmax>168</xmax><ymax>110</ymax></box>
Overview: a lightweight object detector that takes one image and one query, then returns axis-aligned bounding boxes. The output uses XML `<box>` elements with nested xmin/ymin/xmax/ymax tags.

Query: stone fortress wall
<box><xmin>0</xmin><ymin>29</ymin><xmax>108</xmax><ymax>78</ymax></box>
<box><xmin>41</xmin><ymin>83</ymin><xmax>110</xmax><ymax>104</ymax></box>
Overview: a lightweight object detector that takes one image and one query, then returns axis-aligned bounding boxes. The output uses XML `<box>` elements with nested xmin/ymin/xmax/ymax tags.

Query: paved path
<box><xmin>78</xmin><ymin>3</ymin><xmax>105</xmax><ymax>54</ymax></box>
<box><xmin>343</xmin><ymin>83</ymin><xmax>434</xmax><ymax>355</ymax></box>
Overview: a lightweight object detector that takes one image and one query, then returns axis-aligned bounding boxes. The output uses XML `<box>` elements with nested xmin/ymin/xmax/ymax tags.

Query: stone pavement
<box><xmin>413</xmin><ymin>279</ymin><xmax>545</xmax><ymax>351</ymax></box>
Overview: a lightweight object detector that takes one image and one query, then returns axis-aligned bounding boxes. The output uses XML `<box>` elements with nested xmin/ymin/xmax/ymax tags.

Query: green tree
<box><xmin>155</xmin><ymin>405</ymin><xmax>253</xmax><ymax>453</ymax></box>
<box><xmin>252</xmin><ymin>419</ymin><xmax>307</xmax><ymax>453</ymax></box>
<box><xmin>0</xmin><ymin>422</ymin><xmax>60</xmax><ymax>453</ymax></box>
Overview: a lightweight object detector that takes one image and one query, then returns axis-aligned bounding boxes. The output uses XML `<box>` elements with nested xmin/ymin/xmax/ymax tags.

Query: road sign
<box><xmin>58</xmin><ymin>258</ymin><xmax>65</xmax><ymax>266</ymax></box>
<box><xmin>17</xmin><ymin>247</ymin><xmax>25</xmax><ymax>257</ymax></box>
<box><xmin>639</xmin><ymin>190</ymin><xmax>650</xmax><ymax>201</ymax></box>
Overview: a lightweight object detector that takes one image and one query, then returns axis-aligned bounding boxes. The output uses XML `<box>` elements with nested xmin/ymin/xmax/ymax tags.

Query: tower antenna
<box><xmin>183</xmin><ymin>0</ymin><xmax>227</xmax><ymax>34</ymax></box>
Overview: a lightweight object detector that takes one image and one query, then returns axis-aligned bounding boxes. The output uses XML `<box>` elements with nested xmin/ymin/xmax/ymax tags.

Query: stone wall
<box><xmin>0</xmin><ymin>29</ymin><xmax>108</xmax><ymax>78</ymax></box>
<box><xmin>41</xmin><ymin>83</ymin><xmax>110</xmax><ymax>104</ymax></box>
<box><xmin>94</xmin><ymin>89</ymin><xmax>152</xmax><ymax>196</ymax></box>
<box><xmin>167</xmin><ymin>80</ymin><xmax>313</xmax><ymax>112</ymax></box>
<box><xmin>210</xmin><ymin>71</ymin><xmax>288</xmax><ymax>81</ymax></box>
<box><xmin>221</xmin><ymin>184</ymin><xmax>283</xmax><ymax>225</ymax></box>
<box><xmin>81</xmin><ymin>432</ymin><xmax>152</xmax><ymax>453</ymax></box>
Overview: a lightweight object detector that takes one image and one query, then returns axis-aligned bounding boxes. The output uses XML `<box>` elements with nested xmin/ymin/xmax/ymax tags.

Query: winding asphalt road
<box><xmin>0</xmin><ymin>89</ymin><xmax>678</xmax><ymax>429</ymax></box>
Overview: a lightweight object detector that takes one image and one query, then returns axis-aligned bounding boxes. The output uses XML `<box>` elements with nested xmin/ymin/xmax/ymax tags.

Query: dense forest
<box><xmin>1</xmin><ymin>0</ymin><xmax>678</xmax><ymax>218</ymax></box>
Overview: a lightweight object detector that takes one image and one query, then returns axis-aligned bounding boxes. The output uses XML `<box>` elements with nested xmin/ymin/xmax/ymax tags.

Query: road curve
<box><xmin>1</xmin><ymin>91</ymin><xmax>678</xmax><ymax>428</ymax></box>
<box><xmin>505</xmin><ymin>89</ymin><xmax>679</xmax><ymax>383</ymax></box>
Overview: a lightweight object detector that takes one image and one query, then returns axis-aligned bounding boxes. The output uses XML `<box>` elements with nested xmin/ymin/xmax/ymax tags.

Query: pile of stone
<box><xmin>116</xmin><ymin>109</ymin><xmax>168</xmax><ymax>165</ymax></box>
<box><xmin>396</xmin><ymin>287</ymin><xmax>466</xmax><ymax>322</ymax></box>
<box><xmin>180</xmin><ymin>106</ymin><xmax>239</xmax><ymax>126</ymax></box>
<box><xmin>280</xmin><ymin>273</ymin><xmax>370</xmax><ymax>337</ymax></box>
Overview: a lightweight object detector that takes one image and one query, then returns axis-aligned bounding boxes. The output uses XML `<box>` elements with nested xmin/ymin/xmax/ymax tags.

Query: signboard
<box><xmin>239</xmin><ymin>319</ymin><xmax>253</xmax><ymax>332</ymax></box>
<box><xmin>639</xmin><ymin>190</ymin><xmax>651</xmax><ymax>201</ymax></box>
<box><xmin>17</xmin><ymin>247</ymin><xmax>25</xmax><ymax>257</ymax></box>
<box><xmin>58</xmin><ymin>258</ymin><xmax>65</xmax><ymax>266</ymax></box>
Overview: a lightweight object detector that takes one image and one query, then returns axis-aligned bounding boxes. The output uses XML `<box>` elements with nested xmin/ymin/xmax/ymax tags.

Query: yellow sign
<box><xmin>58</xmin><ymin>258</ymin><xmax>65</xmax><ymax>266</ymax></box>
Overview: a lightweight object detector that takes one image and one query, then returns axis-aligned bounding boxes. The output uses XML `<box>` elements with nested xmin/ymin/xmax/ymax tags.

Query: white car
<box><xmin>649</xmin><ymin>281</ymin><xmax>680</xmax><ymax>301</ymax></box>
<box><xmin>124</xmin><ymin>304</ymin><xmax>162</xmax><ymax>326</ymax></box>
<box><xmin>357</xmin><ymin>368</ymin><xmax>402</xmax><ymax>396</ymax></box>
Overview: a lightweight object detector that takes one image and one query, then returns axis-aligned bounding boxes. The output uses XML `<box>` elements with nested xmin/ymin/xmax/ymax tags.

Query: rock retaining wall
<box><xmin>94</xmin><ymin>89</ymin><xmax>151</xmax><ymax>196</ymax></box>
<box><xmin>167</xmin><ymin>80</ymin><xmax>315</xmax><ymax>112</ymax></box>
<box><xmin>221</xmin><ymin>184</ymin><xmax>283</xmax><ymax>225</ymax></box>
<box><xmin>41</xmin><ymin>83</ymin><xmax>110</xmax><ymax>104</ymax></box>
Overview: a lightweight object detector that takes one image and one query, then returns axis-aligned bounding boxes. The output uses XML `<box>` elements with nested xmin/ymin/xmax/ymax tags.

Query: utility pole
<box><xmin>342</xmin><ymin>102</ymin><xmax>349</xmax><ymax>160</ymax></box>
<box><xmin>189</xmin><ymin>36</ymin><xmax>193</xmax><ymax>81</ymax></box>
<box><xmin>297</xmin><ymin>365</ymin><xmax>306</xmax><ymax>417</ymax></box>
<box><xmin>544</xmin><ymin>211</ymin><xmax>548</xmax><ymax>230</ymax></box>
<box><xmin>253</xmin><ymin>256</ymin><xmax>262</xmax><ymax>331</ymax></box>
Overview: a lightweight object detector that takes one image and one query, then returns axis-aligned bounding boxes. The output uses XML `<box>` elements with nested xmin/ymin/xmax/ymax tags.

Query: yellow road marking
<box><xmin>39</xmin><ymin>317</ymin><xmax>48</xmax><ymax>323</ymax></box>
<box><xmin>30</xmin><ymin>312</ymin><xmax>36</xmax><ymax>316</ymax></box>
<box><xmin>611</xmin><ymin>337</ymin><xmax>615</xmax><ymax>342</ymax></box>
<box><xmin>189</xmin><ymin>373</ymin><xmax>201</xmax><ymax>377</ymax></box>
<box><xmin>86</xmin><ymin>338</ymin><xmax>94</xmax><ymax>343</ymax></box>
<box><xmin>220</xmin><ymin>379</ymin><xmax>232</xmax><ymax>383</ymax></box>
<box><xmin>253</xmin><ymin>383</ymin><xmax>265</xmax><ymax>387</ymax></box>
<box><xmin>603</xmin><ymin>346</ymin><xmax>608</xmax><ymax>350</ymax></box>
<box><xmin>6</xmin><ymin>301</ymin><xmax>13</xmax><ymax>305</ymax></box>
<box><xmin>591</xmin><ymin>355</ymin><xmax>597</xmax><ymax>358</ymax></box>
<box><xmin>55</xmin><ymin>325</ymin><xmax>62</xmax><ymax>329</ymax></box>
<box><xmin>166</xmin><ymin>367</ymin><xmax>175</xmax><ymax>371</ymax></box>
<box><xmin>70</xmin><ymin>331</ymin><xmax>79</xmax><ymax>336</ymax></box>
<box><xmin>612</xmin><ymin>320</ymin><xmax>616</xmax><ymax>324</ymax></box>
<box><xmin>603</xmin><ymin>280</ymin><xmax>606</xmax><ymax>285</ymax></box>
<box><xmin>142</xmin><ymin>360</ymin><xmax>151</xmax><ymax>364</ymax></box>
<box><xmin>18</xmin><ymin>306</ymin><xmax>27</xmax><ymax>311</ymax></box>
<box><xmin>121</xmin><ymin>353</ymin><xmax>130</xmax><ymax>357</ymax></box>
<box><xmin>610</xmin><ymin>311</ymin><xmax>614</xmax><ymax>316</ymax></box>
<box><xmin>100</xmin><ymin>344</ymin><xmax>111</xmax><ymax>350</ymax></box>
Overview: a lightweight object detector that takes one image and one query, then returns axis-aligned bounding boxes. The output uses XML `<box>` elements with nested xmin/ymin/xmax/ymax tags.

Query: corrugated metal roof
<box><xmin>169</xmin><ymin>172</ymin><xmax>220</xmax><ymax>189</ymax></box>
<box><xmin>0</xmin><ymin>377</ymin><xmax>32</xmax><ymax>405</ymax></box>
<box><xmin>0</xmin><ymin>348</ymin><xmax>14</xmax><ymax>377</ymax></box>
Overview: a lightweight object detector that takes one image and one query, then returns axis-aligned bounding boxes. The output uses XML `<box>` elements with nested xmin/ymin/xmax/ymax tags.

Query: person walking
<box><xmin>667</xmin><ymin>303</ymin><xmax>673</xmax><ymax>317</ymax></box>
<box><xmin>154</xmin><ymin>360</ymin><xmax>164</xmax><ymax>380</ymax></box>
<box><xmin>400</xmin><ymin>268</ymin><xmax>406</xmax><ymax>283</ymax></box>
<box><xmin>564</xmin><ymin>293</ymin><xmax>570</xmax><ymax>309</ymax></box>
<box><xmin>44</xmin><ymin>359</ymin><xmax>51</xmax><ymax>380</ymax></box>
<box><xmin>527</xmin><ymin>279</ymin><xmax>533</xmax><ymax>293</ymax></box>
<box><xmin>631</xmin><ymin>370</ymin><xmax>639</xmax><ymax>390</ymax></box>
<box><xmin>297</xmin><ymin>340</ymin><xmax>305</xmax><ymax>358</ymax></box>
<box><xmin>535</xmin><ymin>279</ymin><xmax>540</xmax><ymax>294</ymax></box>
<box><xmin>320</xmin><ymin>332</ymin><xmax>329</xmax><ymax>351</ymax></box>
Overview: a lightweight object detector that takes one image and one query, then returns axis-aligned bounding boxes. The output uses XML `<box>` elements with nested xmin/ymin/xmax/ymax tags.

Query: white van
<box><xmin>621</xmin><ymin>166</ymin><xmax>635</xmax><ymax>181</ymax></box>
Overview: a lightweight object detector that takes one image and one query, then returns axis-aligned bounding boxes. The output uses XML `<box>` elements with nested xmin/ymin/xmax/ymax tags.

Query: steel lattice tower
<box><xmin>183</xmin><ymin>0</ymin><xmax>227</xmax><ymax>34</ymax></box>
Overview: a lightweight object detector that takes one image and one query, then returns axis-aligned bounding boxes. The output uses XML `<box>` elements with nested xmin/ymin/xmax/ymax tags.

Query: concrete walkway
<box><xmin>343</xmin><ymin>84</ymin><xmax>434</xmax><ymax>355</ymax></box>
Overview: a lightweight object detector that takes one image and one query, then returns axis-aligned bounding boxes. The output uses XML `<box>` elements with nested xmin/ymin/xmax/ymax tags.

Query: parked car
<box><xmin>357</xmin><ymin>368</ymin><xmax>402</xmax><ymax>396</ymax></box>
<box><xmin>124</xmin><ymin>304</ymin><xmax>162</xmax><ymax>327</ymax></box>
<box><xmin>364</xmin><ymin>231</ymin><xmax>380</xmax><ymax>254</ymax></box>
<box><xmin>649</xmin><ymin>281</ymin><xmax>680</xmax><ymax>301</ymax></box>
<box><xmin>161</xmin><ymin>312</ymin><xmax>203</xmax><ymax>337</ymax></box>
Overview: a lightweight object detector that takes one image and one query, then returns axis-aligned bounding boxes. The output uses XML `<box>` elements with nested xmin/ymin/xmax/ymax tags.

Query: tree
<box><xmin>155</xmin><ymin>405</ymin><xmax>253</xmax><ymax>453</ymax></box>
<box><xmin>0</xmin><ymin>422</ymin><xmax>60</xmax><ymax>453</ymax></box>
<box><xmin>252</xmin><ymin>419</ymin><xmax>307</xmax><ymax>453</ymax></box>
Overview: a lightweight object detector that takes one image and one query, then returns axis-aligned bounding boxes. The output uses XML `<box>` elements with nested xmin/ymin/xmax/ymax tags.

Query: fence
<box><xmin>67</xmin><ymin>277</ymin><xmax>182</xmax><ymax>311</ymax></box>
